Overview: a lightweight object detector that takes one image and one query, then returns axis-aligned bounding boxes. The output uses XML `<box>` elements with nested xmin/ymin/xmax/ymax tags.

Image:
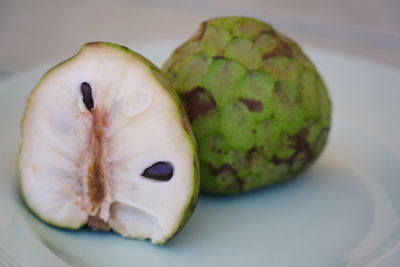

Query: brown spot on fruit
<box><xmin>208</xmin><ymin>163</ymin><xmax>244</xmax><ymax>193</ymax></box>
<box><xmin>291</xmin><ymin>125</ymin><xmax>319</xmax><ymax>166</ymax></box>
<box><xmin>246</xmin><ymin>147</ymin><xmax>260</xmax><ymax>164</ymax></box>
<box><xmin>270</xmin><ymin>125</ymin><xmax>316</xmax><ymax>171</ymax></box>
<box><xmin>240</xmin><ymin>98</ymin><xmax>263</xmax><ymax>112</ymax></box>
<box><xmin>209</xmin><ymin>163</ymin><xmax>237</xmax><ymax>176</ymax></box>
<box><xmin>274</xmin><ymin>82</ymin><xmax>298</xmax><ymax>106</ymax></box>
<box><xmin>181</xmin><ymin>87</ymin><xmax>217</xmax><ymax>121</ymax></box>
<box><xmin>270</xmin><ymin>156</ymin><xmax>282</xmax><ymax>165</ymax></box>
<box><xmin>213</xmin><ymin>55</ymin><xmax>225</xmax><ymax>60</ymax></box>
<box><xmin>263</xmin><ymin>40</ymin><xmax>293</xmax><ymax>59</ymax></box>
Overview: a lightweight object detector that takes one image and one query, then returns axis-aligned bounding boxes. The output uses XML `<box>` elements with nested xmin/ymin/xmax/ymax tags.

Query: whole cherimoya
<box><xmin>163</xmin><ymin>17</ymin><xmax>332</xmax><ymax>194</ymax></box>
<box><xmin>19</xmin><ymin>42</ymin><xmax>199</xmax><ymax>245</ymax></box>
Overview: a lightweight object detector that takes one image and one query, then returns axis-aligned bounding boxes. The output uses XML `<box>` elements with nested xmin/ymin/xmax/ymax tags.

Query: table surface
<box><xmin>0</xmin><ymin>0</ymin><xmax>399</xmax><ymax>80</ymax></box>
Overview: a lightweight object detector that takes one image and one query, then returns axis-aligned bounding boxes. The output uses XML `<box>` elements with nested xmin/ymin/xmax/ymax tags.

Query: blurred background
<box><xmin>0</xmin><ymin>0</ymin><xmax>399</xmax><ymax>80</ymax></box>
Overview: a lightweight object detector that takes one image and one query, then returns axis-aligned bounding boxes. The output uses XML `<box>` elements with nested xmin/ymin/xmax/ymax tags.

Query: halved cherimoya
<box><xmin>18</xmin><ymin>42</ymin><xmax>199</xmax><ymax>245</ymax></box>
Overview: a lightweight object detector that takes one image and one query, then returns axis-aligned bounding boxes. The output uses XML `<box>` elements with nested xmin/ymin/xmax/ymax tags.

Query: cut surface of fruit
<box><xmin>19</xmin><ymin>42</ymin><xmax>199</xmax><ymax>244</ymax></box>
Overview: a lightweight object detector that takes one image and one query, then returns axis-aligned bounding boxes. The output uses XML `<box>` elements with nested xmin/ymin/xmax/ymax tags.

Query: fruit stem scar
<box><xmin>81</xmin><ymin>82</ymin><xmax>94</xmax><ymax>111</ymax></box>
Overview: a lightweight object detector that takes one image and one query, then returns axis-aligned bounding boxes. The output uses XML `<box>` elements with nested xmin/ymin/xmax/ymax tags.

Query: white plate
<box><xmin>0</xmin><ymin>42</ymin><xmax>399</xmax><ymax>267</ymax></box>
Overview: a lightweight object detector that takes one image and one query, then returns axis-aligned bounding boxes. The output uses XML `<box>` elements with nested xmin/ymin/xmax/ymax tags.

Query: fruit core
<box><xmin>79</xmin><ymin>82</ymin><xmax>175</xmax><ymax>230</ymax></box>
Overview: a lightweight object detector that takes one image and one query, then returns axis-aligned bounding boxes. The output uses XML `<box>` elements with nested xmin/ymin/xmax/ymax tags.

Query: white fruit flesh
<box><xmin>19</xmin><ymin>43</ymin><xmax>196</xmax><ymax>244</ymax></box>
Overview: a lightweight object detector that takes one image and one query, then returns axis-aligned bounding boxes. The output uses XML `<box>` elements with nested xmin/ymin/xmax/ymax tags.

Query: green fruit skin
<box><xmin>163</xmin><ymin>17</ymin><xmax>332</xmax><ymax>194</ymax></box>
<box><xmin>19</xmin><ymin>42</ymin><xmax>200</xmax><ymax>244</ymax></box>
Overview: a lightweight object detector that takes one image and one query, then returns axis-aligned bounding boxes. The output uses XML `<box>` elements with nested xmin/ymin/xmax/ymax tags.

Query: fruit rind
<box><xmin>163</xmin><ymin>17</ymin><xmax>332</xmax><ymax>194</ymax></box>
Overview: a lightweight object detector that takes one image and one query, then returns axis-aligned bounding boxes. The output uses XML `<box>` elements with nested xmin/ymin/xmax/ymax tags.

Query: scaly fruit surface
<box><xmin>163</xmin><ymin>17</ymin><xmax>331</xmax><ymax>194</ymax></box>
<box><xmin>19</xmin><ymin>42</ymin><xmax>199</xmax><ymax>244</ymax></box>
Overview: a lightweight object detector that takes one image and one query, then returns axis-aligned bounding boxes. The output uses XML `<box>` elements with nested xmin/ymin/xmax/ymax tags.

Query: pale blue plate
<box><xmin>0</xmin><ymin>42</ymin><xmax>399</xmax><ymax>267</ymax></box>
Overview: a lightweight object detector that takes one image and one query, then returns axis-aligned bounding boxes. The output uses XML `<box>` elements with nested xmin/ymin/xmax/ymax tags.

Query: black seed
<box><xmin>141</xmin><ymin>162</ymin><xmax>174</xmax><ymax>181</ymax></box>
<box><xmin>81</xmin><ymin>82</ymin><xmax>94</xmax><ymax>111</ymax></box>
